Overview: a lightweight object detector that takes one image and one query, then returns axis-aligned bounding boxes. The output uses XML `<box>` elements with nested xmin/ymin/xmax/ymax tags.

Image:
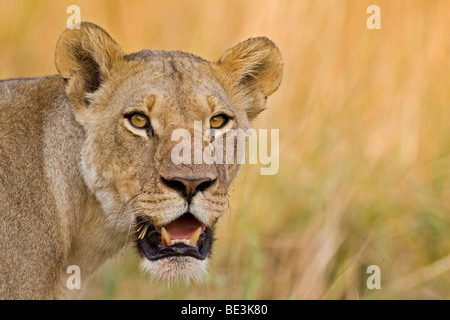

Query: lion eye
<box><xmin>129</xmin><ymin>113</ymin><xmax>149</xmax><ymax>129</ymax></box>
<box><xmin>210</xmin><ymin>114</ymin><xmax>229</xmax><ymax>129</ymax></box>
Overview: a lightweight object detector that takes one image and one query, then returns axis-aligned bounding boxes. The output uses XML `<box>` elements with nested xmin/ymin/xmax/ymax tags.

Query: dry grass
<box><xmin>1</xmin><ymin>0</ymin><xmax>449</xmax><ymax>299</ymax></box>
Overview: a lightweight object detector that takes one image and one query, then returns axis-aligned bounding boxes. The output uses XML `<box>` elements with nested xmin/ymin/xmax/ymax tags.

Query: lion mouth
<box><xmin>135</xmin><ymin>213</ymin><xmax>214</xmax><ymax>261</ymax></box>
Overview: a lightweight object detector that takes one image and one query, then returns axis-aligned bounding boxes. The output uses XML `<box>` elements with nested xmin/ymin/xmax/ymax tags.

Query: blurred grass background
<box><xmin>1</xmin><ymin>0</ymin><xmax>449</xmax><ymax>299</ymax></box>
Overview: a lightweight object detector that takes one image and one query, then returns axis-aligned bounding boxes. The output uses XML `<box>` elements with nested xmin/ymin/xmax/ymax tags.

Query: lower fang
<box><xmin>189</xmin><ymin>227</ymin><xmax>202</xmax><ymax>246</ymax></box>
<box><xmin>161</xmin><ymin>227</ymin><xmax>171</xmax><ymax>246</ymax></box>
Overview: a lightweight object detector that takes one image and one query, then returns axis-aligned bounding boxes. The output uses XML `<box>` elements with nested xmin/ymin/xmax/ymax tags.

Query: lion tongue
<box><xmin>160</xmin><ymin>214</ymin><xmax>204</xmax><ymax>246</ymax></box>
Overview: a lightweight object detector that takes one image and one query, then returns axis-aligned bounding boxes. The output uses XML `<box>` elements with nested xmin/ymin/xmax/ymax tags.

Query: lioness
<box><xmin>0</xmin><ymin>22</ymin><xmax>282</xmax><ymax>299</ymax></box>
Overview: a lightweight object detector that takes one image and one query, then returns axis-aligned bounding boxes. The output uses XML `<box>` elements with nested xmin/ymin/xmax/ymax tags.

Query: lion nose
<box><xmin>161</xmin><ymin>176</ymin><xmax>216</xmax><ymax>201</ymax></box>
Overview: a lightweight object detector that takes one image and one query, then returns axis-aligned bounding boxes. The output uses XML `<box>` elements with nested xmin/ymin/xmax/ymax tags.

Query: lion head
<box><xmin>55</xmin><ymin>22</ymin><xmax>282</xmax><ymax>282</ymax></box>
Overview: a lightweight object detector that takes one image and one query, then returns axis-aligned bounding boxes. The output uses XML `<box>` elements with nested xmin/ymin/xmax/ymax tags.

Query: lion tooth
<box><xmin>161</xmin><ymin>227</ymin><xmax>171</xmax><ymax>246</ymax></box>
<box><xmin>170</xmin><ymin>239</ymin><xmax>189</xmax><ymax>245</ymax></box>
<box><xmin>189</xmin><ymin>227</ymin><xmax>202</xmax><ymax>246</ymax></box>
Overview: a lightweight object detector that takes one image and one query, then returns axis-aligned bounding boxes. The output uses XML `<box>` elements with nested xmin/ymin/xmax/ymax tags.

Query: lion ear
<box><xmin>55</xmin><ymin>22</ymin><xmax>123</xmax><ymax>108</ymax></box>
<box><xmin>215</xmin><ymin>37</ymin><xmax>283</xmax><ymax>120</ymax></box>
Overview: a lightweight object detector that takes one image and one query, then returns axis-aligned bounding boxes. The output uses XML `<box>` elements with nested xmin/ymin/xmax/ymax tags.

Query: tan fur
<box><xmin>0</xmin><ymin>22</ymin><xmax>282</xmax><ymax>299</ymax></box>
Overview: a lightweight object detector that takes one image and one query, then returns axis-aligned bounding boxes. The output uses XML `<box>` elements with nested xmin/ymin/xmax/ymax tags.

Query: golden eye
<box><xmin>210</xmin><ymin>114</ymin><xmax>229</xmax><ymax>129</ymax></box>
<box><xmin>129</xmin><ymin>114</ymin><xmax>149</xmax><ymax>129</ymax></box>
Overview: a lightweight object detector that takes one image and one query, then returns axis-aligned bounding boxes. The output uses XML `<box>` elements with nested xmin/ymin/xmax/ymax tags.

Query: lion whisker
<box><xmin>138</xmin><ymin>222</ymin><xmax>151</xmax><ymax>240</ymax></box>
<box><xmin>117</xmin><ymin>193</ymin><xmax>145</xmax><ymax>254</ymax></box>
<box><xmin>113</xmin><ymin>192</ymin><xmax>143</xmax><ymax>231</ymax></box>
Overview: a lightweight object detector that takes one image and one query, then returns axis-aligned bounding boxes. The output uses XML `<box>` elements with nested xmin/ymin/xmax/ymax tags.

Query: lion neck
<box><xmin>43</xmin><ymin>82</ymin><xmax>129</xmax><ymax>296</ymax></box>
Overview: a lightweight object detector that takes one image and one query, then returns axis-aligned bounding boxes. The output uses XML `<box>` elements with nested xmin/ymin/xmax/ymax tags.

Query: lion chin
<box><xmin>140</xmin><ymin>256</ymin><xmax>208</xmax><ymax>284</ymax></box>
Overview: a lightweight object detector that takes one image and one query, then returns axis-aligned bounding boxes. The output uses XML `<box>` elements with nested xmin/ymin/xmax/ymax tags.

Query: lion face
<box><xmin>55</xmin><ymin>23</ymin><xmax>282</xmax><ymax>282</ymax></box>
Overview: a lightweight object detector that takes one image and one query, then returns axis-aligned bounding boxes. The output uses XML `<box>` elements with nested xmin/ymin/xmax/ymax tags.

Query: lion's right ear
<box><xmin>55</xmin><ymin>22</ymin><xmax>123</xmax><ymax>108</ymax></box>
<box><xmin>214</xmin><ymin>37</ymin><xmax>283</xmax><ymax>121</ymax></box>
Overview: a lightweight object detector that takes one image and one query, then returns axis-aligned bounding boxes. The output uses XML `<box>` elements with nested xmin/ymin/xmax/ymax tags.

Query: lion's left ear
<box><xmin>214</xmin><ymin>37</ymin><xmax>283</xmax><ymax>120</ymax></box>
<box><xmin>55</xmin><ymin>22</ymin><xmax>124</xmax><ymax>111</ymax></box>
